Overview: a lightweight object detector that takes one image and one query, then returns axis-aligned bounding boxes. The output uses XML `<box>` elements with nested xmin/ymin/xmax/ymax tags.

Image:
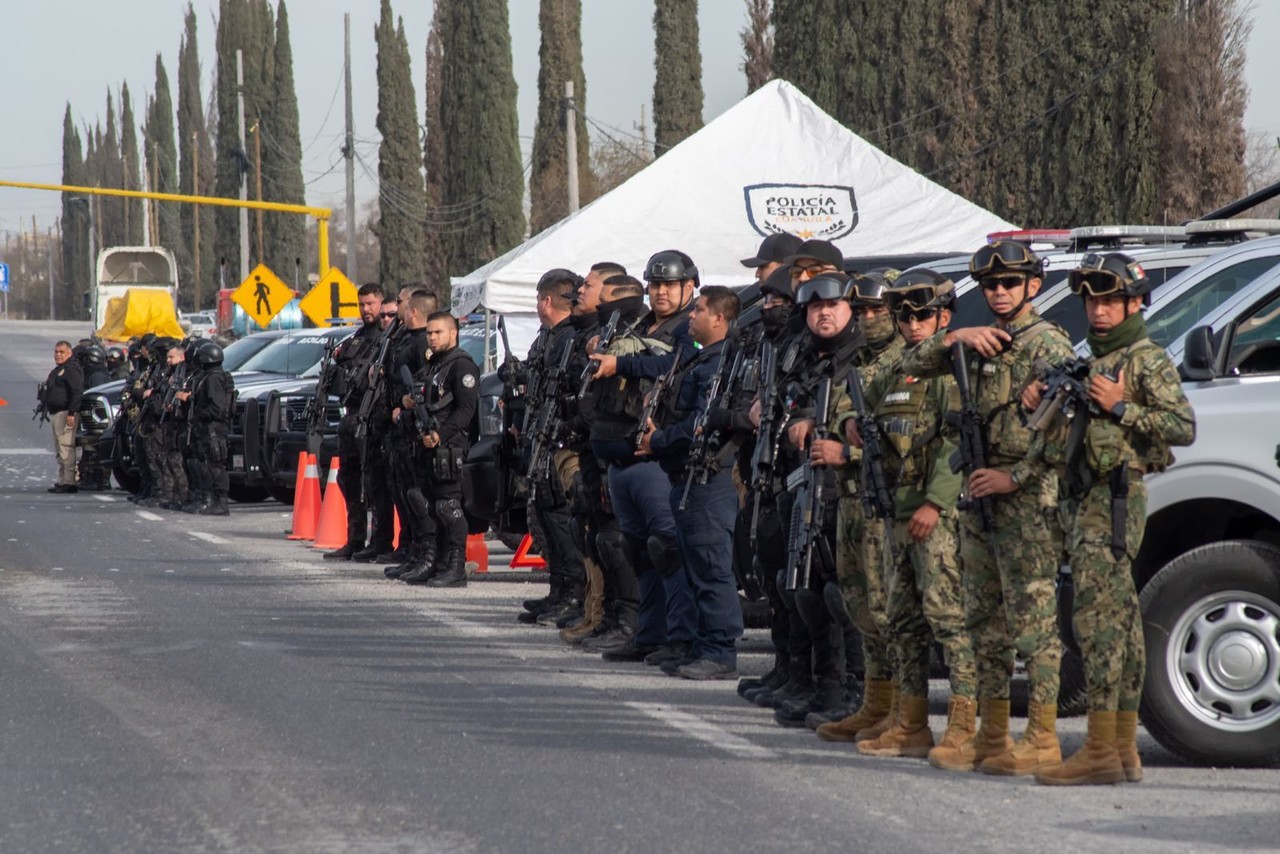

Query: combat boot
<box><xmin>324</xmin><ymin>540</ymin><xmax>364</xmax><ymax>561</ymax></box>
<box><xmin>199</xmin><ymin>491</ymin><xmax>230</xmax><ymax>516</ymax></box>
<box><xmin>400</xmin><ymin>542</ymin><xmax>440</xmax><ymax>584</ymax></box>
<box><xmin>1116</xmin><ymin>710</ymin><xmax>1143</xmax><ymax>783</ymax></box>
<box><xmin>817</xmin><ymin>678</ymin><xmax>893</xmax><ymax>743</ymax></box>
<box><xmin>560</xmin><ymin>594</ymin><xmax>607</xmax><ymax>644</ymax></box>
<box><xmin>754</xmin><ymin>669</ymin><xmax>814</xmax><ymax>709</ymax></box>
<box><xmin>741</xmin><ymin>659</ymin><xmax>791</xmax><ymax>703</ymax></box>
<box><xmin>425</xmin><ymin>547</ymin><xmax>467</xmax><ymax>588</ymax></box>
<box><xmin>855</xmin><ymin>682</ymin><xmax>900</xmax><ymax>742</ymax></box>
<box><xmin>775</xmin><ymin>678</ymin><xmax>848</xmax><ymax>728</ymax></box>
<box><xmin>856</xmin><ymin>694</ymin><xmax>934</xmax><ymax>757</ymax></box>
<box><xmin>182</xmin><ymin>491</ymin><xmax>208</xmax><ymax>514</ymax></box>
<box><xmin>926</xmin><ymin>695</ymin><xmax>979</xmax><ymax>771</ymax></box>
<box><xmin>979</xmin><ymin>700</ymin><xmax>1060</xmax><ymax>775</ymax></box>
<box><xmin>1034</xmin><ymin>711</ymin><xmax>1124</xmax><ymax>786</ymax></box>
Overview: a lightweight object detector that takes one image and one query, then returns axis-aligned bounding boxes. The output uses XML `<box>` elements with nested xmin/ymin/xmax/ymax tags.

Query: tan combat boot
<box><xmin>1034</xmin><ymin>711</ymin><xmax>1124</xmax><ymax>786</ymax></box>
<box><xmin>968</xmin><ymin>697</ymin><xmax>1014</xmax><ymax>766</ymax></box>
<box><xmin>979</xmin><ymin>700</ymin><xmax>1061</xmax><ymax>775</ymax></box>
<box><xmin>559</xmin><ymin>563</ymin><xmax>604</xmax><ymax>644</ymax></box>
<box><xmin>1116</xmin><ymin>710</ymin><xmax>1143</xmax><ymax>783</ymax></box>
<box><xmin>855</xmin><ymin>682</ymin><xmax>900</xmax><ymax>743</ymax></box>
<box><xmin>856</xmin><ymin>695</ymin><xmax>935</xmax><ymax>758</ymax></box>
<box><xmin>817</xmin><ymin>679</ymin><xmax>894</xmax><ymax>743</ymax></box>
<box><xmin>926</xmin><ymin>695</ymin><xmax>978</xmax><ymax>771</ymax></box>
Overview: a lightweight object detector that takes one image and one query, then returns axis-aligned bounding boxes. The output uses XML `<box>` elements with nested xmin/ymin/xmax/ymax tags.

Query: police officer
<box><xmin>1023</xmin><ymin>253</ymin><xmax>1195</xmax><ymax>786</ymax></box>
<box><xmin>640</xmin><ymin>285</ymin><xmax>745</xmax><ymax>679</ymax></box>
<box><xmin>74</xmin><ymin>342</ymin><xmax>113</xmax><ymax>490</ymax></box>
<box><xmin>157</xmin><ymin>341</ymin><xmax>192</xmax><ymax>510</ymax></box>
<box><xmin>384</xmin><ymin>289</ymin><xmax>435</xmax><ymax>579</ymax></box>
<box><xmin>106</xmin><ymin>346</ymin><xmax>129</xmax><ymax>381</ymax></box>
<box><xmin>900</xmin><ymin>240</ymin><xmax>1074</xmax><ymax>774</ymax></box>
<box><xmin>353</xmin><ymin>294</ymin><xmax>403</xmax><ymax>562</ymax></box>
<box><xmin>324</xmin><ymin>283</ymin><xmax>387</xmax><ymax>561</ymax></box>
<box><xmin>741</xmin><ymin>233</ymin><xmax>803</xmax><ymax>284</ymax></box>
<box><xmin>138</xmin><ymin>338</ymin><xmax>182</xmax><ymax>509</ymax></box>
<box><xmin>44</xmin><ymin>340</ymin><xmax>84</xmax><ymax>494</ymax></box>
<box><xmin>399</xmin><ymin>311</ymin><xmax>480</xmax><ymax>588</ymax></box>
<box><xmin>585</xmin><ymin>251</ymin><xmax>698</xmax><ymax>663</ymax></box>
<box><xmin>186</xmin><ymin>339</ymin><xmax>235</xmax><ymax>516</ymax></box>
<box><xmin>814</xmin><ymin>272</ymin><xmax>907</xmax><ymax>739</ymax></box>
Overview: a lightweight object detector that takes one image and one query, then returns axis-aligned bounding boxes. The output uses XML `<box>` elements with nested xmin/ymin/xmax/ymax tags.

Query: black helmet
<box><xmin>1068</xmin><ymin>252</ymin><xmax>1154</xmax><ymax>300</ymax></box>
<box><xmin>193</xmin><ymin>339</ymin><xmax>224</xmax><ymax>368</ymax></box>
<box><xmin>644</xmin><ymin>250</ymin><xmax>700</xmax><ymax>286</ymax></box>
<box><xmin>81</xmin><ymin>344</ymin><xmax>106</xmax><ymax>365</ymax></box>
<box><xmin>970</xmin><ymin>240</ymin><xmax>1043</xmax><ymax>279</ymax></box>
<box><xmin>885</xmin><ymin>269</ymin><xmax>957</xmax><ymax>312</ymax></box>
<box><xmin>794</xmin><ymin>272</ymin><xmax>854</xmax><ymax>306</ymax></box>
<box><xmin>106</xmin><ymin>346</ymin><xmax>125</xmax><ymax>365</ymax></box>
<box><xmin>183</xmin><ymin>337</ymin><xmax>202</xmax><ymax>361</ymax></box>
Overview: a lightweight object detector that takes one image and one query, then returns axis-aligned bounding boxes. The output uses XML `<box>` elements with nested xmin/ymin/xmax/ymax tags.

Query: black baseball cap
<box><xmin>741</xmin><ymin>233</ymin><xmax>804</xmax><ymax>268</ymax></box>
<box><xmin>782</xmin><ymin>239</ymin><xmax>844</xmax><ymax>270</ymax></box>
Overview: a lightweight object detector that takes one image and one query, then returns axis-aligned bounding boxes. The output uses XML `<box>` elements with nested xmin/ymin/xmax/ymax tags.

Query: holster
<box><xmin>1109</xmin><ymin>464</ymin><xmax>1130</xmax><ymax>560</ymax></box>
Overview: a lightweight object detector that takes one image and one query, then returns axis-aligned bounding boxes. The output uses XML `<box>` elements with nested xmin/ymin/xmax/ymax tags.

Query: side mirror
<box><xmin>1181</xmin><ymin>325</ymin><xmax>1217</xmax><ymax>382</ymax></box>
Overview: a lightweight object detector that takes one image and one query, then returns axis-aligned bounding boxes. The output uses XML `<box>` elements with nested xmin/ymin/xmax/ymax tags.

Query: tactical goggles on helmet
<box><xmin>1067</xmin><ymin>252</ymin><xmax>1150</xmax><ymax>298</ymax></box>
<box><xmin>795</xmin><ymin>272</ymin><xmax>853</xmax><ymax>306</ymax></box>
<box><xmin>970</xmin><ymin>240</ymin><xmax>1042</xmax><ymax>278</ymax></box>
<box><xmin>884</xmin><ymin>269</ymin><xmax>955</xmax><ymax>311</ymax></box>
<box><xmin>849</xmin><ymin>272</ymin><xmax>890</xmax><ymax>307</ymax></box>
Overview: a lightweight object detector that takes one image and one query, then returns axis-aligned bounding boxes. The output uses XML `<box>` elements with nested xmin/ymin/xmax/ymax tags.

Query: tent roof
<box><xmin>452</xmin><ymin>79</ymin><xmax>1015</xmax><ymax>315</ymax></box>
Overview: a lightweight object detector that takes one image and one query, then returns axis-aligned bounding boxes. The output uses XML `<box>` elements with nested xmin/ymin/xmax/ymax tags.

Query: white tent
<box><xmin>452</xmin><ymin>79</ymin><xmax>1016</xmax><ymax>316</ymax></box>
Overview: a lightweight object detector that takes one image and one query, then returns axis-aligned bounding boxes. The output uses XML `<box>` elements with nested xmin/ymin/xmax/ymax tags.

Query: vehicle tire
<box><xmin>267</xmin><ymin>484</ymin><xmax>295</xmax><ymax>506</ymax></box>
<box><xmin>1139</xmin><ymin>540</ymin><xmax>1280</xmax><ymax>767</ymax></box>
<box><xmin>1057</xmin><ymin>649</ymin><xmax>1088</xmax><ymax>717</ymax></box>
<box><xmin>228</xmin><ymin>484</ymin><xmax>270</xmax><ymax>504</ymax></box>
<box><xmin>112</xmin><ymin>464</ymin><xmax>141</xmax><ymax>495</ymax></box>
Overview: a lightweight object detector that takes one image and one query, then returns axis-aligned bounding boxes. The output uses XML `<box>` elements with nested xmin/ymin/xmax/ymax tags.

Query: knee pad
<box><xmin>433</xmin><ymin>497</ymin><xmax>463</xmax><ymax>521</ymax></box>
<box><xmin>647</xmin><ymin>533</ymin><xmax>681</xmax><ymax>577</ymax></box>
<box><xmin>795</xmin><ymin>587</ymin><xmax>832</xmax><ymax>632</ymax></box>
<box><xmin>568</xmin><ymin>515</ymin><xmax>589</xmax><ymax>554</ymax></box>
<box><xmin>624</xmin><ymin>533</ymin><xmax>653</xmax><ymax>575</ymax></box>
<box><xmin>595</xmin><ymin>529</ymin><xmax>631</xmax><ymax>574</ymax></box>
<box><xmin>823</xmin><ymin>581</ymin><xmax>852</xmax><ymax>628</ymax></box>
<box><xmin>775</xmin><ymin>569</ymin><xmax>796</xmax><ymax>611</ymax></box>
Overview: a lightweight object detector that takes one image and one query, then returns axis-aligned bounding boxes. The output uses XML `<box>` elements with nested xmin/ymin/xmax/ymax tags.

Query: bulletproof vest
<box><xmin>969</xmin><ymin>314</ymin><xmax>1066</xmax><ymax>465</ymax></box>
<box><xmin>1083</xmin><ymin>339</ymin><xmax>1173</xmax><ymax>476</ymax></box>
<box><xmin>876</xmin><ymin>367</ymin><xmax>953</xmax><ymax>488</ymax></box>
<box><xmin>335</xmin><ymin>323</ymin><xmax>382</xmax><ymax>404</ymax></box>
<box><xmin>595</xmin><ymin>323</ymin><xmax>673</xmax><ymax>420</ymax></box>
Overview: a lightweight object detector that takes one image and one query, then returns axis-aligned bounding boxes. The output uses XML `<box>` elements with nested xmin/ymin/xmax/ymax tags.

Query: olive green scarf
<box><xmin>1087</xmin><ymin>311</ymin><xmax>1147</xmax><ymax>357</ymax></box>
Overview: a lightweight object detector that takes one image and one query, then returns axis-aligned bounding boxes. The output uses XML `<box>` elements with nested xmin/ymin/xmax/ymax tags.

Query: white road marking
<box><xmin>625</xmin><ymin>702</ymin><xmax>779</xmax><ymax>760</ymax></box>
<box><xmin>136</xmin><ymin>511</ymin><xmax>164</xmax><ymax>522</ymax></box>
<box><xmin>189</xmin><ymin>532</ymin><xmax>229</xmax><ymax>545</ymax></box>
<box><xmin>93</xmin><ymin>495</ymin><xmax>115</xmax><ymax>503</ymax></box>
<box><xmin>0</xmin><ymin>449</ymin><xmax>53</xmax><ymax>455</ymax></box>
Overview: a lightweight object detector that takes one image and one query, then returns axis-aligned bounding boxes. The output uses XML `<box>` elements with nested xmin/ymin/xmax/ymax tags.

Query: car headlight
<box><xmin>480</xmin><ymin>394</ymin><xmax>502</xmax><ymax>437</ymax></box>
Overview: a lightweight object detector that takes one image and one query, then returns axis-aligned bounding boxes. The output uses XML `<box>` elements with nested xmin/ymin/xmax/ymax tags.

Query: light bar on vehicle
<box><xmin>1069</xmin><ymin>225</ymin><xmax>1187</xmax><ymax>249</ymax></box>
<box><xmin>987</xmin><ymin>229</ymin><xmax>1074</xmax><ymax>248</ymax></box>
<box><xmin>1185</xmin><ymin>218</ymin><xmax>1280</xmax><ymax>236</ymax></box>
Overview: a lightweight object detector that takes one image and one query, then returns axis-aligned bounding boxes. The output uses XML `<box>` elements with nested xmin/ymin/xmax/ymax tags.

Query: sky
<box><xmin>1</xmin><ymin>0</ymin><xmax>1277</xmax><ymax>240</ymax></box>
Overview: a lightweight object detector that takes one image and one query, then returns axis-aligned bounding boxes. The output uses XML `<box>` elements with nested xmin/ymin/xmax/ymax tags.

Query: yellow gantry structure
<box><xmin>0</xmin><ymin>179</ymin><xmax>333</xmax><ymax>274</ymax></box>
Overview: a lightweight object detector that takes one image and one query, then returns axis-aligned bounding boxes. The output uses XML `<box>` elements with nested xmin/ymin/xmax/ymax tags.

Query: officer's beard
<box><xmin>814</xmin><ymin>315</ymin><xmax>857</xmax><ymax>353</ymax></box>
<box><xmin>761</xmin><ymin>304</ymin><xmax>792</xmax><ymax>334</ymax></box>
<box><xmin>596</xmin><ymin>296</ymin><xmax>646</xmax><ymax>326</ymax></box>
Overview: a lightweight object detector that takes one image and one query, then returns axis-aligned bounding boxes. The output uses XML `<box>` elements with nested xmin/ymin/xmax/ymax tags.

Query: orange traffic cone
<box><xmin>288</xmin><ymin>450</ymin><xmax>306</xmax><ymax>507</ymax></box>
<box><xmin>312</xmin><ymin>457</ymin><xmax>349</xmax><ymax>549</ymax></box>
<box><xmin>393</xmin><ymin>508</ymin><xmax>401</xmax><ymax>549</ymax></box>
<box><xmin>465</xmin><ymin>533</ymin><xmax>489</xmax><ymax>574</ymax></box>
<box><xmin>509</xmin><ymin>533</ymin><xmax>548</xmax><ymax>569</ymax></box>
<box><xmin>287</xmin><ymin>453</ymin><xmax>322</xmax><ymax>541</ymax></box>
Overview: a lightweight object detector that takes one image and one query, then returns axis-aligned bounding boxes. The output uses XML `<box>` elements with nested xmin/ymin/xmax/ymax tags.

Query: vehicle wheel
<box><xmin>1139</xmin><ymin>540</ymin><xmax>1280</xmax><ymax>767</ymax></box>
<box><xmin>112</xmin><ymin>464</ymin><xmax>141</xmax><ymax>494</ymax></box>
<box><xmin>1057</xmin><ymin>649</ymin><xmax>1088</xmax><ymax>717</ymax></box>
<box><xmin>268</xmin><ymin>484</ymin><xmax>295</xmax><ymax>506</ymax></box>
<box><xmin>228</xmin><ymin>484</ymin><xmax>270</xmax><ymax>504</ymax></box>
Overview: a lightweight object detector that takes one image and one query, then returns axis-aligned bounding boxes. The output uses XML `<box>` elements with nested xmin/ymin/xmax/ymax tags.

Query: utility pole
<box><xmin>237</xmin><ymin>49</ymin><xmax>249</xmax><ymax>283</ymax></box>
<box><xmin>253</xmin><ymin>121</ymin><xmax>264</xmax><ymax>265</ymax></box>
<box><xmin>565</xmin><ymin>81</ymin><xmax>580</xmax><ymax>215</ymax></box>
<box><xmin>193</xmin><ymin>129</ymin><xmax>202</xmax><ymax>311</ymax></box>
<box><xmin>343</xmin><ymin>12</ymin><xmax>357</xmax><ymax>281</ymax></box>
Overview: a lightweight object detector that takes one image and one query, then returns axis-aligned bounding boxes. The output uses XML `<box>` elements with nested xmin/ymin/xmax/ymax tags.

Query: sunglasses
<box><xmin>978</xmin><ymin>275</ymin><xmax>1028</xmax><ymax>292</ymax></box>
<box><xmin>896</xmin><ymin>306</ymin><xmax>939</xmax><ymax>322</ymax></box>
<box><xmin>971</xmin><ymin>241</ymin><xmax>1039</xmax><ymax>277</ymax></box>
<box><xmin>380</xmin><ymin>311</ymin><xmax>398</xmax><ymax>318</ymax></box>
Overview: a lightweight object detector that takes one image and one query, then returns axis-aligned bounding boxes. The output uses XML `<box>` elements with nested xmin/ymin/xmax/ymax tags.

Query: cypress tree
<box><xmin>740</xmin><ymin>0</ymin><xmax>774</xmax><ymax>94</ymax></box>
<box><xmin>773</xmin><ymin>0</ymin><xmax>838</xmax><ymax>114</ymax></box>
<box><xmin>529</xmin><ymin>0</ymin><xmax>594</xmax><ymax>235</ymax></box>
<box><xmin>422</xmin><ymin>0</ymin><xmax>448</xmax><ymax>286</ymax></box>
<box><xmin>439</xmin><ymin>0</ymin><xmax>526</xmax><ymax>279</ymax></box>
<box><xmin>652</xmin><ymin>0</ymin><xmax>704</xmax><ymax>155</ymax></box>
<box><xmin>147</xmin><ymin>56</ymin><xmax>183</xmax><ymax>272</ymax></box>
<box><xmin>264</xmin><ymin>0</ymin><xmax>307</xmax><ymax>281</ymax></box>
<box><xmin>121</xmin><ymin>83</ymin><xmax>146</xmax><ymax>245</ymax></box>
<box><xmin>99</xmin><ymin>93</ymin><xmax>126</xmax><ymax>249</ymax></box>
<box><xmin>178</xmin><ymin>3</ymin><xmax>217</xmax><ymax>307</ymax></box>
<box><xmin>374</xmin><ymin>0</ymin><xmax>427</xmax><ymax>287</ymax></box>
<box><xmin>59</xmin><ymin>105</ymin><xmax>87</xmax><ymax>320</ymax></box>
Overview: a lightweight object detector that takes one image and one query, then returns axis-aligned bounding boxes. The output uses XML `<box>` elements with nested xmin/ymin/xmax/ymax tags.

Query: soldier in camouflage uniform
<box><xmin>1024</xmin><ymin>253</ymin><xmax>1195</xmax><ymax>786</ymax></box>
<box><xmin>844</xmin><ymin>272</ymin><xmax>973</xmax><ymax>761</ymax></box>
<box><xmin>900</xmin><ymin>241</ymin><xmax>1074</xmax><ymax>774</ymax></box>
<box><xmin>813</xmin><ymin>273</ymin><xmax>905</xmax><ymax>743</ymax></box>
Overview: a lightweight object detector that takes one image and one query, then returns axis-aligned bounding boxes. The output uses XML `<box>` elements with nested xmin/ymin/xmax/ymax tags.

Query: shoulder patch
<box><xmin>461</xmin><ymin>373</ymin><xmax>477</xmax><ymax>389</ymax></box>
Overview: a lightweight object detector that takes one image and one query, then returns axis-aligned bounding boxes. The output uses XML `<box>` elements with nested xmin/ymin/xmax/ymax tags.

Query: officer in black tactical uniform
<box><xmin>106</xmin><ymin>346</ymin><xmax>130</xmax><ymax>381</ymax></box>
<box><xmin>641</xmin><ymin>285</ymin><xmax>745</xmax><ymax>679</ymax></box>
<box><xmin>399</xmin><ymin>311</ymin><xmax>480</xmax><ymax>588</ymax></box>
<box><xmin>383</xmin><ymin>289</ymin><xmax>435</xmax><ymax>579</ymax></box>
<box><xmin>138</xmin><ymin>338</ymin><xmax>182</xmax><ymax>508</ymax></box>
<box><xmin>74</xmin><ymin>342</ymin><xmax>113</xmax><ymax>490</ymax></box>
<box><xmin>324</xmin><ymin>283</ymin><xmax>387</xmax><ymax>560</ymax></box>
<box><xmin>185</xmin><ymin>339</ymin><xmax>235</xmax><ymax>516</ymax></box>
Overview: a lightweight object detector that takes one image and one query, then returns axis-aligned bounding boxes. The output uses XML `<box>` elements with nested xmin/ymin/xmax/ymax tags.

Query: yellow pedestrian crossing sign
<box><xmin>299</xmin><ymin>266</ymin><xmax>359</xmax><ymax>328</ymax></box>
<box><xmin>232</xmin><ymin>264</ymin><xmax>294</xmax><ymax>329</ymax></box>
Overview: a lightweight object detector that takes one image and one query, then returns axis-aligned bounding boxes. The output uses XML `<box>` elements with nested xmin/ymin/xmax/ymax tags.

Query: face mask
<box><xmin>861</xmin><ymin>311</ymin><xmax>896</xmax><ymax>346</ymax></box>
<box><xmin>761</xmin><ymin>303</ymin><xmax>792</xmax><ymax>333</ymax></box>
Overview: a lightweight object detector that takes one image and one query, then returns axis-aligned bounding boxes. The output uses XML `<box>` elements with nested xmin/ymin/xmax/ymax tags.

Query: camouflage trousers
<box><xmin>960</xmin><ymin>490</ymin><xmax>1063</xmax><ymax>706</ymax></box>
<box><xmin>887</xmin><ymin>511</ymin><xmax>974</xmax><ymax>698</ymax></box>
<box><xmin>836</xmin><ymin>494</ymin><xmax>891</xmax><ymax>681</ymax></box>
<box><xmin>1067</xmin><ymin>476</ymin><xmax>1147</xmax><ymax>713</ymax></box>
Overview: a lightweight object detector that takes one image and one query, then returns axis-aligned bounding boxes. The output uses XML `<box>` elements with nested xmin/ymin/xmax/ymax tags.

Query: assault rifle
<box><xmin>847</xmin><ymin>366</ymin><xmax>897</xmax><ymax>566</ymax></box>
<box><xmin>159</xmin><ymin>364</ymin><xmax>191</xmax><ymax>424</ymax></box>
<box><xmin>948</xmin><ymin>343</ymin><xmax>997</xmax><ymax>533</ymax></box>
<box><xmin>519</xmin><ymin>328</ymin><xmax>550</xmax><ymax>439</ymax></box>
<box><xmin>784</xmin><ymin>376</ymin><xmax>833</xmax><ymax>591</ymax></box>
<box><xmin>679</xmin><ymin>330</ymin><xmax>739</xmax><ymax>511</ymax></box>
<box><xmin>33</xmin><ymin>381</ymin><xmax>49</xmax><ymax>425</ymax></box>
<box><xmin>399</xmin><ymin>365</ymin><xmax>440</xmax><ymax>441</ymax></box>
<box><xmin>1024</xmin><ymin>356</ymin><xmax>1094</xmax><ymax>432</ymax></box>
<box><xmin>305</xmin><ymin>335</ymin><xmax>342</xmax><ymax>445</ymax></box>
<box><xmin>527</xmin><ymin>337</ymin><xmax>575</xmax><ymax>501</ymax></box>
<box><xmin>577</xmin><ymin>310</ymin><xmax>622</xmax><ymax>400</ymax></box>
<box><xmin>748</xmin><ymin>340</ymin><xmax>778</xmax><ymax>548</ymax></box>
<box><xmin>635</xmin><ymin>345</ymin><xmax>684</xmax><ymax>450</ymax></box>
<box><xmin>355</xmin><ymin>317</ymin><xmax>402</xmax><ymax>442</ymax></box>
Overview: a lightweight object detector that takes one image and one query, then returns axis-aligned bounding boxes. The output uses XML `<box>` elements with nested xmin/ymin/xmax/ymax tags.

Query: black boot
<box><xmin>198</xmin><ymin>491</ymin><xmax>230</xmax><ymax>516</ymax></box>
<box><xmin>324</xmin><ymin>541</ymin><xmax>363</xmax><ymax>561</ymax></box>
<box><xmin>740</xmin><ymin>650</ymin><xmax>791</xmax><ymax>700</ymax></box>
<box><xmin>182</xmin><ymin>491</ymin><xmax>209</xmax><ymax>514</ymax></box>
<box><xmin>754</xmin><ymin>669</ymin><xmax>814</xmax><ymax>709</ymax></box>
<box><xmin>401</xmin><ymin>542</ymin><xmax>441</xmax><ymax>584</ymax></box>
<box><xmin>384</xmin><ymin>543</ymin><xmax>422</xmax><ymax>579</ymax></box>
<box><xmin>774</xmin><ymin>678</ymin><xmax>850</xmax><ymax>728</ymax></box>
<box><xmin>425</xmin><ymin>546</ymin><xmax>466</xmax><ymax>588</ymax></box>
<box><xmin>522</xmin><ymin>574</ymin><xmax>560</xmax><ymax>613</ymax></box>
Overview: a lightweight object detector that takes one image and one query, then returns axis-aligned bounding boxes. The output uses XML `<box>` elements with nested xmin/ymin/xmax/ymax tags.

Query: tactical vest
<box><xmin>877</xmin><ymin>370</ymin><xmax>947</xmax><ymax>489</ymax></box>
<box><xmin>970</xmin><ymin>317</ymin><xmax>1066</xmax><ymax>465</ymax></box>
<box><xmin>1084</xmin><ymin>339</ymin><xmax>1173</xmax><ymax>476</ymax></box>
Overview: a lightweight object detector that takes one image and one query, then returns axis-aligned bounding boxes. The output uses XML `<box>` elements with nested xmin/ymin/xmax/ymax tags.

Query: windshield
<box><xmin>237</xmin><ymin>333</ymin><xmax>338</xmax><ymax>376</ymax></box>
<box><xmin>1146</xmin><ymin>256</ymin><xmax>1280</xmax><ymax>347</ymax></box>
<box><xmin>222</xmin><ymin>335</ymin><xmax>278</xmax><ymax>372</ymax></box>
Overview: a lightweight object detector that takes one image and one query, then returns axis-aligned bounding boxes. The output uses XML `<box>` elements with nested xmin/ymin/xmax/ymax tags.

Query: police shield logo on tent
<box><xmin>743</xmin><ymin>183</ymin><xmax>858</xmax><ymax>240</ymax></box>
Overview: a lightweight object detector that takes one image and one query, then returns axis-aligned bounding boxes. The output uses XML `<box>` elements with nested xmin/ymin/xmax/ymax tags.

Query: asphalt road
<box><xmin>1</xmin><ymin>320</ymin><xmax>1277</xmax><ymax>853</ymax></box>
